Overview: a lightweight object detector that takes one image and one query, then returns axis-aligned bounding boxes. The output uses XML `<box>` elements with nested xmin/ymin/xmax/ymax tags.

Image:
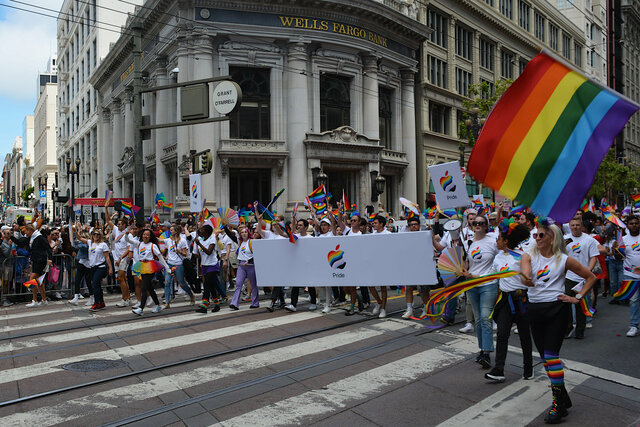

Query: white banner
<box><xmin>428</xmin><ymin>161</ymin><xmax>470</xmax><ymax>210</ymax></box>
<box><xmin>253</xmin><ymin>231</ymin><xmax>437</xmax><ymax>287</ymax></box>
<box><xmin>189</xmin><ymin>173</ymin><xmax>202</xmax><ymax>213</ymax></box>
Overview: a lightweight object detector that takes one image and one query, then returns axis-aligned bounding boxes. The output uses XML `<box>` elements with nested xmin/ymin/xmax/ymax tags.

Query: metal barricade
<box><xmin>0</xmin><ymin>254</ymin><xmax>76</xmax><ymax>302</ymax></box>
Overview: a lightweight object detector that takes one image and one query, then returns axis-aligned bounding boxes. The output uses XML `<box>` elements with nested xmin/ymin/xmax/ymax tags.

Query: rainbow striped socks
<box><xmin>543</xmin><ymin>351</ymin><xmax>564</xmax><ymax>386</ymax></box>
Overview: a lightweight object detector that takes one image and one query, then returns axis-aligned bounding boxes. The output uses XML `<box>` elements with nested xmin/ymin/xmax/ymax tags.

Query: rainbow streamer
<box><xmin>613</xmin><ymin>280</ymin><xmax>640</xmax><ymax>300</ymax></box>
<box><xmin>132</xmin><ymin>260</ymin><xmax>164</xmax><ymax>277</ymax></box>
<box><xmin>579</xmin><ymin>297</ymin><xmax>596</xmax><ymax>317</ymax></box>
<box><xmin>632</xmin><ymin>194</ymin><xmax>640</xmax><ymax>209</ymax></box>
<box><xmin>411</xmin><ymin>271</ymin><xmax>517</xmax><ymax>320</ymax></box>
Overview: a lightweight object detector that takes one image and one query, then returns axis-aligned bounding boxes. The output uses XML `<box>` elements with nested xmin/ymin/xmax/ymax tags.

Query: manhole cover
<box><xmin>62</xmin><ymin>359</ymin><xmax>128</xmax><ymax>372</ymax></box>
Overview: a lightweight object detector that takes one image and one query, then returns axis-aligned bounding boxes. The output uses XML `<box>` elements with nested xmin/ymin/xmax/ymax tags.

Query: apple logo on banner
<box><xmin>327</xmin><ymin>245</ymin><xmax>346</xmax><ymax>270</ymax></box>
<box><xmin>440</xmin><ymin>171</ymin><xmax>456</xmax><ymax>192</ymax></box>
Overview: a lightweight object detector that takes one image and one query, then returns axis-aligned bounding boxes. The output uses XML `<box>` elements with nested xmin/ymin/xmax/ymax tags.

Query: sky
<box><xmin>0</xmin><ymin>0</ymin><xmax>63</xmax><ymax>168</ymax></box>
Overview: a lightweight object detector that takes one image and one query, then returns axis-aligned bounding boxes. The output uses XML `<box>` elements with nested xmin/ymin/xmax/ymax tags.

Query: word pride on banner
<box><xmin>468</xmin><ymin>49</ymin><xmax>639</xmax><ymax>224</ymax></box>
<box><xmin>253</xmin><ymin>232</ymin><xmax>438</xmax><ymax>287</ymax></box>
<box><xmin>428</xmin><ymin>161</ymin><xmax>470</xmax><ymax>210</ymax></box>
<box><xmin>189</xmin><ymin>174</ymin><xmax>202</xmax><ymax>213</ymax></box>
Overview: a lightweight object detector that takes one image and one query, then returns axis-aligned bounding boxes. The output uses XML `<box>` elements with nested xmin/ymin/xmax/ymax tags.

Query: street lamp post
<box><xmin>51</xmin><ymin>184</ymin><xmax>57</xmax><ymax>223</ymax></box>
<box><xmin>66</xmin><ymin>156</ymin><xmax>81</xmax><ymax>223</ymax></box>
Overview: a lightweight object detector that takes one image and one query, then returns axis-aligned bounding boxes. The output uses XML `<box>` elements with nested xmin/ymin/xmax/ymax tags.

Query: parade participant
<box><xmin>285</xmin><ymin>218</ymin><xmax>316</xmax><ymax>312</ymax></box>
<box><xmin>194</xmin><ymin>224</ymin><xmax>222</xmax><ymax>314</ymax></box>
<box><xmin>125</xmin><ymin>224</ymin><xmax>144</xmax><ymax>307</ymax></box>
<box><xmin>485</xmin><ymin>220</ymin><xmax>532</xmax><ymax>383</ymax></box>
<box><xmin>163</xmin><ymin>224</ymin><xmax>195</xmax><ymax>308</ymax></box>
<box><xmin>132</xmin><ymin>229</ymin><xmax>171</xmax><ymax>315</ymax></box>
<box><xmin>518</xmin><ymin>213</ymin><xmax>538</xmax><ymax>252</ymax></box>
<box><xmin>402</xmin><ymin>216</ymin><xmax>431</xmax><ymax>319</ymax></box>
<box><xmin>313</xmin><ymin>210</ymin><xmax>337</xmax><ymax>314</ymax></box>
<box><xmin>521</xmin><ymin>221</ymin><xmax>596</xmax><ymax>424</ymax></box>
<box><xmin>105</xmin><ymin>206</ymin><xmax>132</xmax><ymax>307</ymax></box>
<box><xmin>461</xmin><ymin>214</ymin><xmax>499</xmax><ymax>368</ymax></box>
<box><xmin>563</xmin><ymin>216</ymin><xmax>599</xmax><ymax>339</ymax></box>
<box><xmin>605</xmin><ymin>224</ymin><xmax>623</xmax><ymax>303</ymax></box>
<box><xmin>80</xmin><ymin>229</ymin><xmax>113</xmax><ymax>311</ymax></box>
<box><xmin>23</xmin><ymin>224</ymin><xmax>51</xmax><ymax>307</ymax></box>
<box><xmin>256</xmin><ymin>212</ymin><xmax>288</xmax><ymax>311</ymax></box>
<box><xmin>370</xmin><ymin>215</ymin><xmax>390</xmax><ymax>319</ymax></box>
<box><xmin>69</xmin><ymin>226</ymin><xmax>91</xmax><ymax>305</ymax></box>
<box><xmin>618</xmin><ymin>215</ymin><xmax>640</xmax><ymax>337</ymax></box>
<box><xmin>229</xmin><ymin>225</ymin><xmax>259</xmax><ymax>310</ymax></box>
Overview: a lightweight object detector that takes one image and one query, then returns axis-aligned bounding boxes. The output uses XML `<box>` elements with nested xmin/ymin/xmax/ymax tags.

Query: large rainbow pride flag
<box><xmin>468</xmin><ymin>50</ymin><xmax>638</xmax><ymax>224</ymax></box>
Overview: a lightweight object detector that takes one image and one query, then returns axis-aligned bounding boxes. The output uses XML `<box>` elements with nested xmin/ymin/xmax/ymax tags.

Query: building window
<box><xmin>92</xmin><ymin>126</ymin><xmax>97</xmax><ymax>155</ymax></box>
<box><xmin>428</xmin><ymin>55</ymin><xmax>448</xmax><ymax>88</ymax></box>
<box><xmin>562</xmin><ymin>34</ymin><xmax>571</xmax><ymax>60</ymax></box>
<box><xmin>518</xmin><ymin>0</ymin><xmax>531</xmax><ymax>31</ymax></box>
<box><xmin>535</xmin><ymin>13</ymin><xmax>546</xmax><ymax>41</ymax></box>
<box><xmin>549</xmin><ymin>24</ymin><xmax>559</xmax><ymax>50</ymax></box>
<box><xmin>429</xmin><ymin>101</ymin><xmax>450</xmax><ymax>134</ymax></box>
<box><xmin>379</xmin><ymin>87</ymin><xmax>393</xmax><ymax>149</ymax></box>
<box><xmin>574</xmin><ymin>43</ymin><xmax>582</xmax><ymax>67</ymax></box>
<box><xmin>427</xmin><ymin>9</ymin><xmax>448</xmax><ymax>48</ymax></box>
<box><xmin>86</xmin><ymin>51</ymin><xmax>91</xmax><ymax>76</ymax></box>
<box><xmin>320</xmin><ymin>74</ymin><xmax>351</xmax><ymax>132</ymax></box>
<box><xmin>456</xmin><ymin>68</ymin><xmax>473</xmax><ymax>96</ymax></box>
<box><xmin>229</xmin><ymin>67</ymin><xmax>271</xmax><ymax>139</ymax></box>
<box><xmin>456</xmin><ymin>25</ymin><xmax>473</xmax><ymax>60</ymax></box>
<box><xmin>500</xmin><ymin>0</ymin><xmax>513</xmax><ymax>19</ymax></box>
<box><xmin>480</xmin><ymin>79</ymin><xmax>495</xmax><ymax>99</ymax></box>
<box><xmin>519</xmin><ymin>59</ymin><xmax>528</xmax><ymax>75</ymax></box>
<box><xmin>480</xmin><ymin>39</ymin><xmax>495</xmax><ymax>71</ymax></box>
<box><xmin>501</xmin><ymin>50</ymin><xmax>514</xmax><ymax>79</ymax></box>
<box><xmin>484</xmin><ymin>0</ymin><xmax>494</xmax><ymax>6</ymax></box>
<box><xmin>230</xmin><ymin>168</ymin><xmax>271</xmax><ymax>210</ymax></box>
<box><xmin>92</xmin><ymin>40</ymin><xmax>97</xmax><ymax>67</ymax></box>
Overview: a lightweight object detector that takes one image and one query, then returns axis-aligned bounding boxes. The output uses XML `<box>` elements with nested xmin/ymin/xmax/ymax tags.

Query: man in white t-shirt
<box><xmin>618</xmin><ymin>215</ymin><xmax>640</xmax><ymax>337</ymax></box>
<box><xmin>369</xmin><ymin>215</ymin><xmax>391</xmax><ymax>318</ymax></box>
<box><xmin>285</xmin><ymin>218</ymin><xmax>317</xmax><ymax>312</ymax></box>
<box><xmin>564</xmin><ymin>216</ymin><xmax>599</xmax><ymax>339</ymax></box>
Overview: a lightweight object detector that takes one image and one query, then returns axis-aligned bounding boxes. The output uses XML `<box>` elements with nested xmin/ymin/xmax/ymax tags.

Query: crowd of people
<box><xmin>0</xmin><ymin>199</ymin><xmax>638</xmax><ymax>425</ymax></box>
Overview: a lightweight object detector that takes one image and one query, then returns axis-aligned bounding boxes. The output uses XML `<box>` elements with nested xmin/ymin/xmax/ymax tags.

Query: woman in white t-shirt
<box><xmin>520</xmin><ymin>221</ymin><xmax>595</xmax><ymax>424</ymax></box>
<box><xmin>194</xmin><ymin>224</ymin><xmax>222</xmax><ymax>313</ymax></box>
<box><xmin>131</xmin><ymin>229</ymin><xmax>171</xmax><ymax>316</ymax></box>
<box><xmin>229</xmin><ymin>225</ymin><xmax>259</xmax><ymax>309</ymax></box>
<box><xmin>85</xmin><ymin>229</ymin><xmax>113</xmax><ymax>311</ymax></box>
<box><xmin>461</xmin><ymin>215</ymin><xmax>499</xmax><ymax>369</ymax></box>
<box><xmin>163</xmin><ymin>224</ymin><xmax>194</xmax><ymax>308</ymax></box>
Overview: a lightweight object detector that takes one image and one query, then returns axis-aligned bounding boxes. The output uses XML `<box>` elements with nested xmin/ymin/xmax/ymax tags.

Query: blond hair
<box><xmin>529</xmin><ymin>223</ymin><xmax>566</xmax><ymax>267</ymax></box>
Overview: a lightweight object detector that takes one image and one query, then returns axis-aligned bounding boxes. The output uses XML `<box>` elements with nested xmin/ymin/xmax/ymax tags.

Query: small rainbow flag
<box><xmin>613</xmin><ymin>280</ymin><xmax>640</xmax><ymax>300</ymax></box>
<box><xmin>105</xmin><ymin>190</ymin><xmax>113</xmax><ymax>203</ymax></box>
<box><xmin>267</xmin><ymin>188</ymin><xmax>285</xmax><ymax>210</ymax></box>
<box><xmin>632</xmin><ymin>194</ymin><xmax>640</xmax><ymax>208</ymax></box>
<box><xmin>472</xmin><ymin>197</ymin><xmax>484</xmax><ymax>209</ymax></box>
<box><xmin>163</xmin><ymin>202</ymin><xmax>173</xmax><ymax>211</ymax></box>
<box><xmin>579</xmin><ymin>297</ymin><xmax>596</xmax><ymax>318</ymax></box>
<box><xmin>285</xmin><ymin>223</ymin><xmax>298</xmax><ymax>244</ymax></box>
<box><xmin>292</xmin><ymin>202</ymin><xmax>299</xmax><ymax>219</ymax></box>
<box><xmin>467</xmin><ymin>50</ymin><xmax>639</xmax><ymax>224</ymax></box>
<box><xmin>313</xmin><ymin>202</ymin><xmax>327</xmax><ymax>215</ymax></box>
<box><xmin>161</xmin><ymin>230</ymin><xmax>171</xmax><ymax>239</ymax></box>
<box><xmin>342</xmin><ymin>190</ymin><xmax>351</xmax><ymax>212</ymax></box>
<box><xmin>254</xmin><ymin>202</ymin><xmax>275</xmax><ymax>222</ymax></box>
<box><xmin>307</xmin><ymin>185</ymin><xmax>327</xmax><ymax>205</ymax></box>
<box><xmin>24</xmin><ymin>273</ymin><xmax>46</xmax><ymax>289</ymax></box>
<box><xmin>509</xmin><ymin>205</ymin><xmax>526</xmax><ymax>216</ymax></box>
<box><xmin>367</xmin><ymin>212</ymin><xmax>377</xmax><ymax>222</ymax></box>
<box><xmin>150</xmin><ymin>211</ymin><xmax>160</xmax><ymax>224</ymax></box>
<box><xmin>580</xmin><ymin>199</ymin><xmax>589</xmax><ymax>213</ymax></box>
<box><xmin>602</xmin><ymin>208</ymin><xmax>626</xmax><ymax>229</ymax></box>
<box><xmin>202</xmin><ymin>208</ymin><xmax>212</xmax><ymax>220</ymax></box>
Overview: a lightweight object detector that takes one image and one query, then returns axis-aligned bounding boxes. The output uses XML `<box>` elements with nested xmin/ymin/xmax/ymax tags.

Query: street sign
<box><xmin>39</xmin><ymin>190</ymin><xmax>47</xmax><ymax>198</ymax></box>
<box><xmin>176</xmin><ymin>195</ymin><xmax>189</xmax><ymax>202</ymax></box>
<box><xmin>39</xmin><ymin>197</ymin><xmax>46</xmax><ymax>205</ymax></box>
<box><xmin>82</xmin><ymin>206</ymin><xmax>92</xmax><ymax>218</ymax></box>
<box><xmin>212</xmin><ymin>80</ymin><xmax>242</xmax><ymax>115</ymax></box>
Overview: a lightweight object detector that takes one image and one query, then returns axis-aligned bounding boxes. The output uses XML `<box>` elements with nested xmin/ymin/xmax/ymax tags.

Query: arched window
<box><xmin>320</xmin><ymin>74</ymin><xmax>350</xmax><ymax>131</ymax></box>
<box><xmin>229</xmin><ymin>67</ymin><xmax>270</xmax><ymax>139</ymax></box>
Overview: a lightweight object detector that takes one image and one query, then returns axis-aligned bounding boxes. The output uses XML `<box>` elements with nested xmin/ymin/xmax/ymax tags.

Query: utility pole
<box><xmin>133</xmin><ymin>22</ymin><xmax>145</xmax><ymax>211</ymax></box>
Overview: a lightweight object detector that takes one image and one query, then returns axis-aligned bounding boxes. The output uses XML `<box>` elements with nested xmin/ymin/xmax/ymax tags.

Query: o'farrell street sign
<box><xmin>212</xmin><ymin>80</ymin><xmax>242</xmax><ymax>115</ymax></box>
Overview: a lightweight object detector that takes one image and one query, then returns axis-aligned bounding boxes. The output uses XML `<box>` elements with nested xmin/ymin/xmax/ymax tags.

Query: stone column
<box><xmin>400</xmin><ymin>69</ymin><xmax>417</xmax><ymax>201</ymax></box>
<box><xmin>286</xmin><ymin>41</ymin><xmax>310</xmax><ymax>204</ymax></box>
<box><xmin>123</xmin><ymin>90</ymin><xmax>134</xmax><ymax>149</ymax></box>
<box><xmin>362</xmin><ymin>55</ymin><xmax>379</xmax><ymax>140</ymax></box>
<box><xmin>175</xmin><ymin>36</ymin><xmax>191</xmax><ymax>207</ymax></box>
<box><xmin>153</xmin><ymin>57</ymin><xmax>171</xmax><ymax>205</ymax></box>
<box><xmin>111</xmin><ymin>99</ymin><xmax>123</xmax><ymax>196</ymax></box>
<box><xmin>100</xmin><ymin>107</ymin><xmax>113</xmax><ymax>195</ymax></box>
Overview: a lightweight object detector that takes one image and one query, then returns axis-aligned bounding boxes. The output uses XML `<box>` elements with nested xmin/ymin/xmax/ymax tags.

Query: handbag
<box><xmin>48</xmin><ymin>264</ymin><xmax>60</xmax><ymax>283</ymax></box>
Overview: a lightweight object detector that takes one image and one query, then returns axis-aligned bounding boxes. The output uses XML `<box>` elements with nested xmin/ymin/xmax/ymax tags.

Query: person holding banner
<box><xmin>369</xmin><ymin>215</ymin><xmax>391</xmax><ymax>318</ymax></box>
<box><xmin>402</xmin><ymin>216</ymin><xmax>432</xmax><ymax>319</ymax></box>
<box><xmin>313</xmin><ymin>214</ymin><xmax>338</xmax><ymax>314</ymax></box>
<box><xmin>520</xmin><ymin>221</ymin><xmax>595</xmax><ymax>424</ymax></box>
<box><xmin>286</xmin><ymin>219</ymin><xmax>317</xmax><ymax>312</ymax></box>
<box><xmin>461</xmin><ymin>214</ymin><xmax>499</xmax><ymax>368</ymax></box>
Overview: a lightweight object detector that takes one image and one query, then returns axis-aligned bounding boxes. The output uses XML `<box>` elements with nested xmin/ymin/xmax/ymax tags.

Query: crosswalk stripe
<box><xmin>0</xmin><ymin>295</ymin><xmax>133</xmax><ymax>321</ymax></box>
<box><xmin>0</xmin><ymin>322</ymin><xmax>408</xmax><ymax>427</ymax></box>
<box><xmin>214</xmin><ymin>346</ymin><xmax>469</xmax><ymax>426</ymax></box>
<box><xmin>0</xmin><ymin>311</ymin><xmax>322</xmax><ymax>386</ymax></box>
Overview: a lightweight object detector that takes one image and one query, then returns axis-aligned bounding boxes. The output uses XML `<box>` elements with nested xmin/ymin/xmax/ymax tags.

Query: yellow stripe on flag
<box><xmin>499</xmin><ymin>71</ymin><xmax>587</xmax><ymax>198</ymax></box>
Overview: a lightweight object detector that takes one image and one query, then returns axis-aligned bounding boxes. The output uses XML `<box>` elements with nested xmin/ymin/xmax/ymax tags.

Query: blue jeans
<box><xmin>608</xmin><ymin>259</ymin><xmax>623</xmax><ymax>295</ymax></box>
<box><xmin>90</xmin><ymin>266</ymin><xmax>107</xmax><ymax>304</ymax></box>
<box><xmin>164</xmin><ymin>263</ymin><xmax>193</xmax><ymax>302</ymax></box>
<box><xmin>467</xmin><ymin>283</ymin><xmax>498</xmax><ymax>352</ymax></box>
<box><xmin>627</xmin><ymin>274</ymin><xmax>640</xmax><ymax>327</ymax></box>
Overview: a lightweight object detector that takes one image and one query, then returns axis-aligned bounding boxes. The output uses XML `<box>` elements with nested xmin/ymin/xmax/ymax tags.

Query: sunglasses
<box><xmin>534</xmin><ymin>232</ymin><xmax>546</xmax><ymax>239</ymax></box>
<box><xmin>92</xmin><ymin>233</ymin><xmax>100</xmax><ymax>236</ymax></box>
<box><xmin>472</xmin><ymin>221</ymin><xmax>487</xmax><ymax>226</ymax></box>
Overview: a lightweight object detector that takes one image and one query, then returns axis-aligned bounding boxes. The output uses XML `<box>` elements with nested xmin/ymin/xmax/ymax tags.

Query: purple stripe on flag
<box><xmin>548</xmin><ymin>99</ymin><xmax>639</xmax><ymax>223</ymax></box>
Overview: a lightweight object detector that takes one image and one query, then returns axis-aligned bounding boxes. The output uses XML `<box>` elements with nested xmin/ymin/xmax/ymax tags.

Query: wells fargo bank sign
<box><xmin>277</xmin><ymin>16</ymin><xmax>388</xmax><ymax>48</ymax></box>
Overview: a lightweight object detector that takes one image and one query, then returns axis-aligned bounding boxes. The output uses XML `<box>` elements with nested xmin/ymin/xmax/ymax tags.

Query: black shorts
<box><xmin>32</xmin><ymin>261</ymin><xmax>47</xmax><ymax>276</ymax></box>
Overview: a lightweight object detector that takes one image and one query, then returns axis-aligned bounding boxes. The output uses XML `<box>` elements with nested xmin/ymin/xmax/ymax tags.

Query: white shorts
<box><xmin>117</xmin><ymin>257</ymin><xmax>131</xmax><ymax>272</ymax></box>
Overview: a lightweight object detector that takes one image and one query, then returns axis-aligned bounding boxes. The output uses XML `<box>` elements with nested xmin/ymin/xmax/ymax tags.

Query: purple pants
<box><xmin>231</xmin><ymin>263</ymin><xmax>259</xmax><ymax>307</ymax></box>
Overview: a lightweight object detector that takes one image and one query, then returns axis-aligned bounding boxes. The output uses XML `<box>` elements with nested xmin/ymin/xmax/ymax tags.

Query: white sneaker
<box><xmin>493</xmin><ymin>321</ymin><xmax>498</xmax><ymax>331</ymax></box>
<box><xmin>55</xmin><ymin>292</ymin><xmax>63</xmax><ymax>299</ymax></box>
<box><xmin>116</xmin><ymin>299</ymin><xmax>129</xmax><ymax>307</ymax></box>
<box><xmin>77</xmin><ymin>294</ymin><xmax>85</xmax><ymax>299</ymax></box>
<box><xmin>401</xmin><ymin>307</ymin><xmax>414</xmax><ymax>319</ymax></box>
<box><xmin>132</xmin><ymin>307</ymin><xmax>143</xmax><ymax>316</ymax></box>
<box><xmin>459</xmin><ymin>322</ymin><xmax>474</xmax><ymax>333</ymax></box>
<box><xmin>586</xmin><ymin>322</ymin><xmax>593</xmax><ymax>329</ymax></box>
<box><xmin>372</xmin><ymin>303</ymin><xmax>380</xmax><ymax>316</ymax></box>
<box><xmin>26</xmin><ymin>300</ymin><xmax>40</xmax><ymax>308</ymax></box>
<box><xmin>514</xmin><ymin>327</ymin><xmax>519</xmax><ymax>335</ymax></box>
<box><xmin>379</xmin><ymin>309</ymin><xmax>387</xmax><ymax>319</ymax></box>
<box><xmin>321</xmin><ymin>306</ymin><xmax>331</xmax><ymax>314</ymax></box>
<box><xmin>146</xmin><ymin>297</ymin><xmax>153</xmax><ymax>307</ymax></box>
<box><xmin>41</xmin><ymin>299</ymin><xmax>49</xmax><ymax>306</ymax></box>
<box><xmin>152</xmin><ymin>305</ymin><xmax>164</xmax><ymax>313</ymax></box>
<box><xmin>308</xmin><ymin>304</ymin><xmax>317</xmax><ymax>311</ymax></box>
<box><xmin>284</xmin><ymin>304</ymin><xmax>297</xmax><ymax>312</ymax></box>
<box><xmin>85</xmin><ymin>296</ymin><xmax>95</xmax><ymax>307</ymax></box>
<box><xmin>132</xmin><ymin>301</ymin><xmax>140</xmax><ymax>309</ymax></box>
<box><xmin>418</xmin><ymin>308</ymin><xmax>427</xmax><ymax>318</ymax></box>
<box><xmin>69</xmin><ymin>295</ymin><xmax>79</xmax><ymax>306</ymax></box>
<box><xmin>627</xmin><ymin>326</ymin><xmax>639</xmax><ymax>337</ymax></box>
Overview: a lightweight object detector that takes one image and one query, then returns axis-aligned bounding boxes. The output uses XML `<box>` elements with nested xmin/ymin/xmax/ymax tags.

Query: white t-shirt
<box><xmin>138</xmin><ymin>241</ymin><xmax>161</xmax><ymax>261</ymax></box>
<box><xmin>127</xmin><ymin>233</ymin><xmax>141</xmax><ymax>262</ymax></box>
<box><xmin>111</xmin><ymin>227</ymin><xmax>129</xmax><ymax>259</ymax></box>
<box><xmin>527</xmin><ymin>253</ymin><xmax>569</xmax><ymax>303</ymax></box>
<box><xmin>519</xmin><ymin>226</ymin><xmax>537</xmax><ymax>252</ymax></box>
<box><xmin>317</xmin><ymin>231</ymin><xmax>334</xmax><ymax>238</ymax></box>
<box><xmin>218</xmin><ymin>233</ymin><xmax>234</xmax><ymax>255</ymax></box>
<box><xmin>165</xmin><ymin>238</ymin><xmax>188</xmax><ymax>265</ymax></box>
<box><xmin>197</xmin><ymin>235</ymin><xmax>219</xmax><ymax>266</ymax></box>
<box><xmin>468</xmin><ymin>235</ymin><xmax>499</xmax><ymax>286</ymax></box>
<box><xmin>295</xmin><ymin>233</ymin><xmax>313</xmax><ymax>239</ymax></box>
<box><xmin>89</xmin><ymin>241</ymin><xmax>110</xmax><ymax>267</ymax></box>
<box><xmin>263</xmin><ymin>230</ymin><xmax>286</xmax><ymax>240</ymax></box>
<box><xmin>237</xmin><ymin>240</ymin><xmax>254</xmax><ymax>262</ymax></box>
<box><xmin>492</xmin><ymin>250</ymin><xmax>526</xmax><ymax>292</ymax></box>
<box><xmin>372</xmin><ymin>228</ymin><xmax>391</xmax><ymax>235</ymax></box>
<box><xmin>564</xmin><ymin>233</ymin><xmax>599</xmax><ymax>282</ymax></box>
<box><xmin>622</xmin><ymin>233</ymin><xmax>640</xmax><ymax>279</ymax></box>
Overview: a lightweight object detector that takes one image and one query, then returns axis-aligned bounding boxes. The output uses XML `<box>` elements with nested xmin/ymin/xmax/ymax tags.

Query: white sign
<box><xmin>472</xmin><ymin>194</ymin><xmax>485</xmax><ymax>208</ymax></box>
<box><xmin>39</xmin><ymin>190</ymin><xmax>47</xmax><ymax>198</ymax></box>
<box><xmin>428</xmin><ymin>161</ymin><xmax>470</xmax><ymax>210</ymax></box>
<box><xmin>82</xmin><ymin>205</ymin><xmax>92</xmax><ymax>218</ymax></box>
<box><xmin>176</xmin><ymin>195</ymin><xmax>189</xmax><ymax>202</ymax></box>
<box><xmin>189</xmin><ymin>173</ymin><xmax>202</xmax><ymax>213</ymax></box>
<box><xmin>39</xmin><ymin>197</ymin><xmax>46</xmax><ymax>204</ymax></box>
<box><xmin>253</xmin><ymin>231</ymin><xmax>438</xmax><ymax>287</ymax></box>
<box><xmin>212</xmin><ymin>80</ymin><xmax>242</xmax><ymax>115</ymax></box>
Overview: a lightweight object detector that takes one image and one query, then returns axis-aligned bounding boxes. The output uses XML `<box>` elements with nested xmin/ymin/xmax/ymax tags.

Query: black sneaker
<box><xmin>478</xmin><ymin>352</ymin><xmax>491</xmax><ymax>369</ymax></box>
<box><xmin>523</xmin><ymin>365</ymin><xmax>533</xmax><ymax>380</ymax></box>
<box><xmin>229</xmin><ymin>304</ymin><xmax>239</xmax><ymax>311</ymax></box>
<box><xmin>211</xmin><ymin>304</ymin><xmax>220</xmax><ymax>313</ymax></box>
<box><xmin>345</xmin><ymin>307</ymin><xmax>356</xmax><ymax>316</ymax></box>
<box><xmin>266</xmin><ymin>302</ymin><xmax>275</xmax><ymax>312</ymax></box>
<box><xmin>475</xmin><ymin>351</ymin><xmax>484</xmax><ymax>363</ymax></box>
<box><xmin>196</xmin><ymin>306</ymin><xmax>208</xmax><ymax>313</ymax></box>
<box><xmin>484</xmin><ymin>368</ymin><xmax>505</xmax><ymax>383</ymax></box>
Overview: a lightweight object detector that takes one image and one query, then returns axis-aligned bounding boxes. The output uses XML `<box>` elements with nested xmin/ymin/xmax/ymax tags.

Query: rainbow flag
<box><xmin>149</xmin><ymin>210</ymin><xmax>160</xmax><ymax>224</ymax></box>
<box><xmin>579</xmin><ymin>297</ymin><xmax>596</xmax><ymax>318</ymax></box>
<box><xmin>509</xmin><ymin>205</ymin><xmax>526</xmax><ymax>216</ymax></box>
<box><xmin>285</xmin><ymin>223</ymin><xmax>298</xmax><ymax>244</ymax></box>
<box><xmin>23</xmin><ymin>273</ymin><xmax>46</xmax><ymax>289</ymax></box>
<box><xmin>202</xmin><ymin>208</ymin><xmax>212</xmax><ymax>220</ymax></box>
<box><xmin>313</xmin><ymin>202</ymin><xmax>327</xmax><ymax>215</ymax></box>
<box><xmin>580</xmin><ymin>199</ymin><xmax>589</xmax><ymax>213</ymax></box>
<box><xmin>367</xmin><ymin>212</ymin><xmax>377</xmax><ymax>222</ymax></box>
<box><xmin>307</xmin><ymin>185</ymin><xmax>327</xmax><ymax>205</ymax></box>
<box><xmin>613</xmin><ymin>280</ymin><xmax>640</xmax><ymax>300</ymax></box>
<box><xmin>632</xmin><ymin>194</ymin><xmax>640</xmax><ymax>208</ymax></box>
<box><xmin>292</xmin><ymin>202</ymin><xmax>299</xmax><ymax>219</ymax></box>
<box><xmin>602</xmin><ymin>208</ymin><xmax>626</xmax><ymax>229</ymax></box>
<box><xmin>105</xmin><ymin>190</ymin><xmax>113</xmax><ymax>203</ymax></box>
<box><xmin>342</xmin><ymin>190</ymin><xmax>351</xmax><ymax>212</ymax></box>
<box><xmin>254</xmin><ymin>202</ymin><xmax>275</xmax><ymax>222</ymax></box>
<box><xmin>472</xmin><ymin>197</ymin><xmax>484</xmax><ymax>209</ymax></box>
<box><xmin>467</xmin><ymin>50</ymin><xmax>639</xmax><ymax>224</ymax></box>
<box><xmin>161</xmin><ymin>230</ymin><xmax>171</xmax><ymax>239</ymax></box>
<box><xmin>120</xmin><ymin>201</ymin><xmax>140</xmax><ymax>218</ymax></box>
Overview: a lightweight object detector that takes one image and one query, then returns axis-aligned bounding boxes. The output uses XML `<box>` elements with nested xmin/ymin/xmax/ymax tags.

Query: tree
<box><xmin>588</xmin><ymin>149</ymin><xmax>640</xmax><ymax>202</ymax></box>
<box><xmin>458</xmin><ymin>79</ymin><xmax>513</xmax><ymax>146</ymax></box>
<box><xmin>21</xmin><ymin>186</ymin><xmax>34</xmax><ymax>203</ymax></box>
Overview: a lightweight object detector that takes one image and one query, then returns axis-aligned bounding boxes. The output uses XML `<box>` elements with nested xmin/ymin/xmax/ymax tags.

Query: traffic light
<box><xmin>200</xmin><ymin>151</ymin><xmax>213</xmax><ymax>173</ymax></box>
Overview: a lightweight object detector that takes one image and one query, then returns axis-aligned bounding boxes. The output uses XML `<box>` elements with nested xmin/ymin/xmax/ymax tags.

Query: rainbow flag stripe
<box><xmin>468</xmin><ymin>50</ymin><xmax>638</xmax><ymax>224</ymax></box>
<box><xmin>579</xmin><ymin>297</ymin><xmax>595</xmax><ymax>318</ymax></box>
<box><xmin>613</xmin><ymin>280</ymin><xmax>640</xmax><ymax>300</ymax></box>
<box><xmin>632</xmin><ymin>194</ymin><xmax>640</xmax><ymax>208</ymax></box>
